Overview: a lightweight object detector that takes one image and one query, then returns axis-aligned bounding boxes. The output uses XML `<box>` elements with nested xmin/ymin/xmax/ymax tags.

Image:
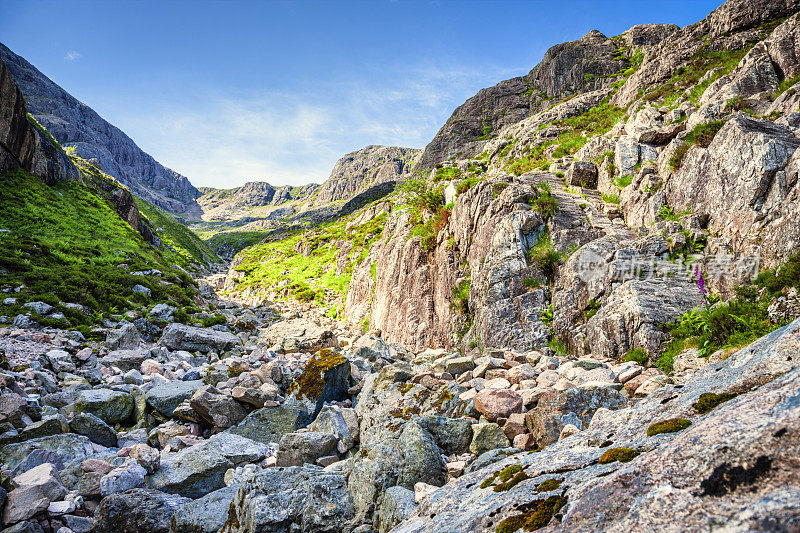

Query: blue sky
<box><xmin>0</xmin><ymin>0</ymin><xmax>722</xmax><ymax>188</ymax></box>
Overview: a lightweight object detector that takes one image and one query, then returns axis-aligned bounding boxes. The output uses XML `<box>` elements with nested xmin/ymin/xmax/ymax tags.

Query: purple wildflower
<box><xmin>694</xmin><ymin>266</ymin><xmax>708</xmax><ymax>300</ymax></box>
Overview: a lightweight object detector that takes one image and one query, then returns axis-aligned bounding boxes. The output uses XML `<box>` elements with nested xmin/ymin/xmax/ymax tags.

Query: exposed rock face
<box><xmin>0</xmin><ymin>43</ymin><xmax>201</xmax><ymax>217</ymax></box>
<box><xmin>417</xmin><ymin>28</ymin><xmax>666</xmax><ymax>169</ymax></box>
<box><xmin>312</xmin><ymin>145</ymin><xmax>420</xmax><ymax>206</ymax></box>
<box><xmin>0</xmin><ymin>54</ymin><xmax>79</xmax><ymax>184</ymax></box>
<box><xmin>197</xmin><ymin>181</ymin><xmax>318</xmax><ymax>221</ymax></box>
<box><xmin>668</xmin><ymin>116</ymin><xmax>800</xmax><ymax>268</ymax></box>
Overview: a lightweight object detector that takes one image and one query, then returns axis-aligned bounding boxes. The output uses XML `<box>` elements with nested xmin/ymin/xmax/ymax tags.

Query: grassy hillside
<box><xmin>230</xmin><ymin>208</ymin><xmax>386</xmax><ymax>306</ymax></box>
<box><xmin>134</xmin><ymin>197</ymin><xmax>220</xmax><ymax>266</ymax></box>
<box><xmin>0</xmin><ymin>168</ymin><xmax>201</xmax><ymax>333</ymax></box>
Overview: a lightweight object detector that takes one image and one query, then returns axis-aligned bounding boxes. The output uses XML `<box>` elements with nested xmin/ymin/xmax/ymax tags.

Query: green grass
<box><xmin>774</xmin><ymin>74</ymin><xmax>800</xmax><ymax>99</ymax></box>
<box><xmin>530</xmin><ymin>183</ymin><xmax>558</xmax><ymax>220</ymax></box>
<box><xmin>230</xmin><ymin>210</ymin><xmax>386</xmax><ymax>304</ymax></box>
<box><xmin>624</xmin><ymin>347</ymin><xmax>648</xmax><ymax>365</ymax></box>
<box><xmin>0</xmin><ymin>169</ymin><xmax>199</xmax><ymax>331</ymax></box>
<box><xmin>135</xmin><ymin>198</ymin><xmax>219</xmax><ymax>266</ymax></box>
<box><xmin>602</xmin><ymin>192</ymin><xmax>620</xmax><ymax>204</ymax></box>
<box><xmin>434</xmin><ymin>167</ymin><xmax>462</xmax><ymax>182</ymax></box>
<box><xmin>614</xmin><ymin>174</ymin><xmax>633</xmax><ymax>188</ymax></box>
<box><xmin>670</xmin><ymin>121</ymin><xmax>726</xmax><ymax>170</ymax></box>
<box><xmin>526</xmin><ymin>232</ymin><xmax>564</xmax><ymax>282</ymax></box>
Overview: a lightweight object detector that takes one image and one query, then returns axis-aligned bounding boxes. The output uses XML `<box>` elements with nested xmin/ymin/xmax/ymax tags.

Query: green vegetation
<box><xmin>669</xmin><ymin>120</ymin><xmax>726</xmax><ymax>170</ymax></box>
<box><xmin>0</xmin><ymin>169</ymin><xmax>199</xmax><ymax>332</ymax></box>
<box><xmin>290</xmin><ymin>348</ymin><xmax>347</xmax><ymax>399</ymax></box>
<box><xmin>601</xmin><ymin>192</ymin><xmax>619</xmax><ymax>204</ymax></box>
<box><xmin>529</xmin><ymin>182</ymin><xmax>558</xmax><ymax>220</ymax></box>
<box><xmin>434</xmin><ymin>166</ymin><xmax>462</xmax><ymax>182</ymax></box>
<box><xmin>495</xmin><ymin>495</ymin><xmax>568</xmax><ymax>533</ymax></box>
<box><xmin>452</xmin><ymin>277</ymin><xmax>470</xmax><ymax>315</ymax></box>
<box><xmin>523</xmin><ymin>277</ymin><xmax>541</xmax><ymax>289</ymax></box>
<box><xmin>231</xmin><ymin>211</ymin><xmax>386</xmax><ymax>303</ymax></box>
<box><xmin>614</xmin><ymin>174</ymin><xmax>632</xmax><ymax>188</ymax></box>
<box><xmin>581</xmin><ymin>299</ymin><xmax>601</xmax><ymax>321</ymax></box>
<box><xmin>134</xmin><ymin>197</ymin><xmax>219</xmax><ymax>265</ymax></box>
<box><xmin>598</xmin><ymin>447</ymin><xmax>640</xmax><ymax>464</ymax></box>
<box><xmin>399</xmin><ymin>178</ymin><xmax>442</xmax><ymax>215</ymax></box>
<box><xmin>693</xmin><ymin>392</ymin><xmax>738</xmax><ymax>414</ymax></box>
<box><xmin>624</xmin><ymin>347</ymin><xmax>648</xmax><ymax>366</ymax></box>
<box><xmin>526</xmin><ymin>232</ymin><xmax>563</xmax><ymax>282</ymax></box>
<box><xmin>641</xmin><ymin>47</ymin><xmax>750</xmax><ymax>106</ymax></box>
<box><xmin>774</xmin><ymin>74</ymin><xmax>800</xmax><ymax>99</ymax></box>
<box><xmin>456</xmin><ymin>175</ymin><xmax>485</xmax><ymax>195</ymax></box>
<box><xmin>724</xmin><ymin>96</ymin><xmax>755</xmax><ymax>115</ymax></box>
<box><xmin>534</xmin><ymin>478</ymin><xmax>562</xmax><ymax>492</ymax></box>
<box><xmin>658</xmin><ymin>205</ymin><xmax>691</xmax><ymax>222</ymax></box>
<box><xmin>647</xmin><ymin>418</ymin><xmax>692</xmax><ymax>436</ymax></box>
<box><xmin>539</xmin><ymin>304</ymin><xmax>554</xmax><ymax>326</ymax></box>
<box><xmin>547</xmin><ymin>336</ymin><xmax>569</xmax><ymax>357</ymax></box>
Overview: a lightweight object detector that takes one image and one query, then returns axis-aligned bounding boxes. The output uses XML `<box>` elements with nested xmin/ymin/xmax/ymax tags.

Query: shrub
<box><xmin>452</xmin><ymin>278</ymin><xmax>470</xmax><ymax>315</ymax></box>
<box><xmin>530</xmin><ymin>183</ymin><xmax>559</xmax><ymax>220</ymax></box>
<box><xmin>526</xmin><ymin>232</ymin><xmax>563</xmax><ymax>282</ymax></box>
<box><xmin>399</xmin><ymin>178</ymin><xmax>442</xmax><ymax>214</ymax></box>
<box><xmin>614</xmin><ymin>174</ymin><xmax>633</xmax><ymax>188</ymax></box>
<box><xmin>624</xmin><ymin>347</ymin><xmax>648</xmax><ymax>365</ymax></box>
<box><xmin>670</xmin><ymin>121</ymin><xmax>725</xmax><ymax>170</ymax></box>
<box><xmin>201</xmin><ymin>313</ymin><xmax>227</xmax><ymax>328</ymax></box>
<box><xmin>434</xmin><ymin>167</ymin><xmax>461</xmax><ymax>182</ymax></box>
<box><xmin>647</xmin><ymin>418</ymin><xmax>692</xmax><ymax>436</ymax></box>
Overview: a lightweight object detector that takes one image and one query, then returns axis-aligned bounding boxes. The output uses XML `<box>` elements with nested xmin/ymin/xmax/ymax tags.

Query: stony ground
<box><xmin>1</xmin><ymin>270</ymin><xmax>798</xmax><ymax>533</ymax></box>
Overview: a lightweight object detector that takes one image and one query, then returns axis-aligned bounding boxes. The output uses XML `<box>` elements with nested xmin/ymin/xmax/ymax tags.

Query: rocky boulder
<box><xmin>258</xmin><ymin>318</ymin><xmax>339</xmax><ymax>353</ymax></box>
<box><xmin>92</xmin><ymin>488</ymin><xmax>190</xmax><ymax>533</ymax></box>
<box><xmin>158</xmin><ymin>323</ymin><xmax>241</xmax><ymax>353</ymax></box>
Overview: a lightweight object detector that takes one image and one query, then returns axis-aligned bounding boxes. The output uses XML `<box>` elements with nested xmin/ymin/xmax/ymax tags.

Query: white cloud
<box><xmin>116</xmin><ymin>62</ymin><xmax>528</xmax><ymax>189</ymax></box>
<box><xmin>64</xmin><ymin>51</ymin><xmax>81</xmax><ymax>61</ymax></box>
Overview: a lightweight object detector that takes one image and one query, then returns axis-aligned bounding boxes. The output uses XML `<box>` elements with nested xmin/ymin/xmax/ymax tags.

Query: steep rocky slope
<box><xmin>0</xmin><ymin>43</ymin><xmax>202</xmax><ymax>218</ymax></box>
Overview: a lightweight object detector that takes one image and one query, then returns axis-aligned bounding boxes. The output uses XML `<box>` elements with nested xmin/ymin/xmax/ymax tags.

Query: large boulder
<box><xmin>92</xmin><ymin>488</ymin><xmax>189</xmax><ymax>533</ymax></box>
<box><xmin>258</xmin><ymin>318</ymin><xmax>339</xmax><ymax>352</ymax></box>
<box><xmin>158</xmin><ymin>323</ymin><xmax>241</xmax><ymax>353</ymax></box>
<box><xmin>0</xmin><ymin>434</ymin><xmax>94</xmax><ymax>476</ymax></box>
<box><xmin>69</xmin><ymin>412</ymin><xmax>118</xmax><ymax>447</ymax></box>
<box><xmin>377</xmin><ymin>486</ymin><xmax>417</xmax><ymax>533</ymax></box>
<box><xmin>581</xmin><ymin>279</ymin><xmax>702</xmax><ymax>359</ymax></box>
<box><xmin>169</xmin><ymin>485</ymin><xmax>239</xmax><ymax>533</ymax></box>
<box><xmin>189</xmin><ymin>385</ymin><xmax>247</xmax><ymax>429</ymax></box>
<box><xmin>224</xmin><ymin>466</ymin><xmax>354</xmax><ymax>533</ymax></box>
<box><xmin>289</xmin><ymin>349</ymin><xmax>351</xmax><ymax>421</ymax></box>
<box><xmin>275</xmin><ymin>432</ymin><xmax>337</xmax><ymax>467</ymax></box>
<box><xmin>147</xmin><ymin>433</ymin><xmax>268</xmax><ymax>498</ymax></box>
<box><xmin>145</xmin><ymin>380</ymin><xmax>204</xmax><ymax>418</ymax></box>
<box><xmin>73</xmin><ymin>389</ymin><xmax>134</xmax><ymax>424</ymax></box>
<box><xmin>2</xmin><ymin>463</ymin><xmax>66</xmax><ymax>525</ymax></box>
<box><xmin>105</xmin><ymin>323</ymin><xmax>142</xmax><ymax>350</ymax></box>
<box><xmin>225</xmin><ymin>404</ymin><xmax>304</xmax><ymax>444</ymax></box>
<box><xmin>473</xmin><ymin>389</ymin><xmax>523</xmax><ymax>422</ymax></box>
<box><xmin>525</xmin><ymin>387</ymin><xmax>627</xmax><ymax>448</ymax></box>
<box><xmin>100</xmin><ymin>349</ymin><xmax>149</xmax><ymax>372</ymax></box>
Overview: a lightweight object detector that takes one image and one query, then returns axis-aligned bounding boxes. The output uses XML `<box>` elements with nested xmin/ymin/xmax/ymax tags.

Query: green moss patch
<box><xmin>647</xmin><ymin>418</ymin><xmax>692</xmax><ymax>437</ymax></box>
<box><xmin>598</xmin><ymin>447</ymin><xmax>640</xmax><ymax>464</ymax></box>
<box><xmin>534</xmin><ymin>478</ymin><xmax>562</xmax><ymax>492</ymax></box>
<box><xmin>693</xmin><ymin>392</ymin><xmax>738</xmax><ymax>414</ymax></box>
<box><xmin>495</xmin><ymin>495</ymin><xmax>568</xmax><ymax>533</ymax></box>
<box><xmin>290</xmin><ymin>348</ymin><xmax>347</xmax><ymax>400</ymax></box>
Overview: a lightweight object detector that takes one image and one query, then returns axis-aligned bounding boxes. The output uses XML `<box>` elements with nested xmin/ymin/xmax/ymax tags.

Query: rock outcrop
<box><xmin>312</xmin><ymin>145</ymin><xmax>420</xmax><ymax>207</ymax></box>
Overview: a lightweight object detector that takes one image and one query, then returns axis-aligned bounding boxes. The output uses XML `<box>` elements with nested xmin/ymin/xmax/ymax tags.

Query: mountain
<box><xmin>311</xmin><ymin>145</ymin><xmax>420</xmax><ymax>207</ymax></box>
<box><xmin>0</xmin><ymin>43</ymin><xmax>202</xmax><ymax>218</ymax></box>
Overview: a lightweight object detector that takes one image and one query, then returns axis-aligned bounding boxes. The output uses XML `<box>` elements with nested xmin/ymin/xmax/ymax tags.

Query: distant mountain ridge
<box><xmin>0</xmin><ymin>43</ymin><xmax>202</xmax><ymax>218</ymax></box>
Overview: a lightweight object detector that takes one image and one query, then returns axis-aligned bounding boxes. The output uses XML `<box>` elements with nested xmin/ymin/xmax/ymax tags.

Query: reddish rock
<box><xmin>473</xmin><ymin>389</ymin><xmax>523</xmax><ymax>422</ymax></box>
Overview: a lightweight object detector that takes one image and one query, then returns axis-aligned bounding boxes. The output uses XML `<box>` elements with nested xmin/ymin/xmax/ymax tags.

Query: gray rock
<box><xmin>566</xmin><ymin>160</ymin><xmax>598</xmax><ymax>187</ymax></box>
<box><xmin>225</xmin><ymin>404</ymin><xmax>304</xmax><ymax>444</ymax></box>
<box><xmin>99</xmin><ymin>461</ymin><xmax>147</xmax><ymax>496</ymax></box>
<box><xmin>276</xmin><ymin>432</ymin><xmax>337</xmax><ymax>467</ymax></box>
<box><xmin>68</xmin><ymin>412</ymin><xmax>118</xmax><ymax>447</ymax></box>
<box><xmin>189</xmin><ymin>385</ymin><xmax>247</xmax><ymax>429</ymax></box>
<box><xmin>158</xmin><ymin>323</ymin><xmax>241</xmax><ymax>353</ymax></box>
<box><xmin>100</xmin><ymin>348</ymin><xmax>149</xmax><ymax>371</ymax></box>
<box><xmin>417</xmin><ymin>416</ymin><xmax>474</xmax><ymax>455</ymax></box>
<box><xmin>148</xmin><ymin>303</ymin><xmax>176</xmax><ymax>323</ymax></box>
<box><xmin>18</xmin><ymin>415</ymin><xmax>69</xmax><ymax>442</ymax></box>
<box><xmin>23</xmin><ymin>301</ymin><xmax>53</xmax><ymax>315</ymax></box>
<box><xmin>224</xmin><ymin>466</ymin><xmax>354</xmax><ymax>533</ymax></box>
<box><xmin>309</xmin><ymin>405</ymin><xmax>358</xmax><ymax>449</ymax></box>
<box><xmin>45</xmin><ymin>349</ymin><xmax>75</xmax><ymax>374</ymax></box>
<box><xmin>3</xmin><ymin>463</ymin><xmax>66</xmax><ymax>525</ymax></box>
<box><xmin>145</xmin><ymin>380</ymin><xmax>203</xmax><ymax>418</ymax></box>
<box><xmin>73</xmin><ymin>389</ymin><xmax>133</xmax><ymax>424</ymax></box>
<box><xmin>147</xmin><ymin>433</ymin><xmax>268</xmax><ymax>498</ymax></box>
<box><xmin>525</xmin><ymin>386</ymin><xmax>627</xmax><ymax>448</ymax></box>
<box><xmin>0</xmin><ymin>434</ymin><xmax>93</xmax><ymax>475</ymax></box>
<box><xmin>469</xmin><ymin>422</ymin><xmax>510</xmax><ymax>456</ymax></box>
<box><xmin>169</xmin><ymin>484</ymin><xmax>239</xmax><ymax>533</ymax></box>
<box><xmin>105</xmin><ymin>323</ymin><xmax>142</xmax><ymax>351</ymax></box>
<box><xmin>92</xmin><ymin>488</ymin><xmax>190</xmax><ymax>533</ymax></box>
<box><xmin>258</xmin><ymin>318</ymin><xmax>339</xmax><ymax>353</ymax></box>
<box><xmin>377</xmin><ymin>486</ymin><xmax>417</xmax><ymax>533</ymax></box>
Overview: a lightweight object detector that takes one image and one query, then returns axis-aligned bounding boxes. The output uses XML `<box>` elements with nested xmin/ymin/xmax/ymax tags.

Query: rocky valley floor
<box><xmin>1</xmin><ymin>273</ymin><xmax>799</xmax><ymax>533</ymax></box>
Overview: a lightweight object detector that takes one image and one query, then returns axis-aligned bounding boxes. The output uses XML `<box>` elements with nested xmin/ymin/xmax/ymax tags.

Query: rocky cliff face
<box><xmin>312</xmin><ymin>146</ymin><xmax>420</xmax><ymax>207</ymax></box>
<box><xmin>416</xmin><ymin>26</ymin><xmax>677</xmax><ymax>170</ymax></box>
<box><xmin>0</xmin><ymin>43</ymin><xmax>202</xmax><ymax>218</ymax></box>
<box><xmin>0</xmin><ymin>55</ymin><xmax>79</xmax><ymax>184</ymax></box>
<box><xmin>197</xmin><ymin>181</ymin><xmax>318</xmax><ymax>222</ymax></box>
